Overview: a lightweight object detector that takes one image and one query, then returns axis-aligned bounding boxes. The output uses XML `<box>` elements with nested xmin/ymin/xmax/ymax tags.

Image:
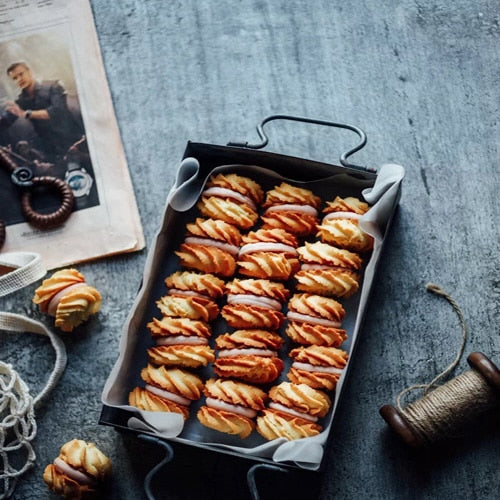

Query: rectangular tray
<box><xmin>100</xmin><ymin>138</ymin><xmax>404</xmax><ymax>471</ymax></box>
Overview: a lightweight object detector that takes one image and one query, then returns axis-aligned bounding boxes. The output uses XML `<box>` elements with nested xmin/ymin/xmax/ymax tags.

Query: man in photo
<box><xmin>0</xmin><ymin>61</ymin><xmax>85</xmax><ymax>162</ymax></box>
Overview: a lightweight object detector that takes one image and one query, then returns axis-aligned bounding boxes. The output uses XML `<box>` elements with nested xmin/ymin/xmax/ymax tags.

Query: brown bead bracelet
<box><xmin>20</xmin><ymin>176</ymin><xmax>74</xmax><ymax>229</ymax></box>
<box><xmin>0</xmin><ymin>147</ymin><xmax>75</xmax><ymax>249</ymax></box>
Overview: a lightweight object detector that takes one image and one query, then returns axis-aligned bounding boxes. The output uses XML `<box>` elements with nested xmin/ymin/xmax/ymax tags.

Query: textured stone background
<box><xmin>1</xmin><ymin>0</ymin><xmax>499</xmax><ymax>498</ymax></box>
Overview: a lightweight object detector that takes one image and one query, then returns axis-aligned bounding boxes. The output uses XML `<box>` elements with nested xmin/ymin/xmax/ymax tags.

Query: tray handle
<box><xmin>247</xmin><ymin>463</ymin><xmax>290</xmax><ymax>500</ymax></box>
<box><xmin>138</xmin><ymin>434</ymin><xmax>174</xmax><ymax>500</ymax></box>
<box><xmin>228</xmin><ymin>114</ymin><xmax>372</xmax><ymax>172</ymax></box>
<box><xmin>137</xmin><ymin>434</ymin><xmax>289</xmax><ymax>499</ymax></box>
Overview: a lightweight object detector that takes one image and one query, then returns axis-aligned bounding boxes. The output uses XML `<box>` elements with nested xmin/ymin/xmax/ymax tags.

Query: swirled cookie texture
<box><xmin>214</xmin><ymin>354</ymin><xmax>284</xmax><ymax>385</ymax></box>
<box><xmin>324</xmin><ymin>196</ymin><xmax>370</xmax><ymax>215</ymax></box>
<box><xmin>186</xmin><ymin>218</ymin><xmax>242</xmax><ymax>248</ymax></box>
<box><xmin>286</xmin><ymin>293</ymin><xmax>346</xmax><ymax>347</ymax></box>
<box><xmin>317</xmin><ymin>196</ymin><xmax>373</xmax><ymax>252</ymax></box>
<box><xmin>197</xmin><ymin>173</ymin><xmax>263</xmax><ymax>230</ymax></box>
<box><xmin>33</xmin><ymin>268</ymin><xmax>85</xmax><ymax>312</ymax></box>
<box><xmin>256</xmin><ymin>382</ymin><xmax>331</xmax><ymax>441</ymax></box>
<box><xmin>148</xmin><ymin>316</ymin><xmax>211</xmax><ymax>342</ymax></box>
<box><xmin>241</xmin><ymin>227</ymin><xmax>299</xmax><ymax>250</ymax></box>
<box><xmin>261</xmin><ymin>182</ymin><xmax>321</xmax><ymax>236</ymax></box>
<box><xmin>128</xmin><ymin>364</ymin><xmax>204</xmax><ymax>419</ymax></box>
<box><xmin>237</xmin><ymin>228</ymin><xmax>299</xmax><ymax>280</ymax></box>
<box><xmin>215</xmin><ymin>329</ymin><xmax>284</xmax><ymax>351</ymax></box>
<box><xmin>175</xmin><ymin>217</ymin><xmax>242</xmax><ymax>277</ymax></box>
<box><xmin>175</xmin><ymin>243</ymin><xmax>236</xmax><ymax>277</ymax></box>
<box><xmin>129</xmin><ymin>387</ymin><xmax>189</xmax><ymax>417</ymax></box>
<box><xmin>221</xmin><ymin>303</ymin><xmax>285</xmax><ymax>331</ymax></box>
<box><xmin>237</xmin><ymin>252</ymin><xmax>299</xmax><ymax>281</ymax></box>
<box><xmin>148</xmin><ymin>344</ymin><xmax>215</xmax><ymax>369</ymax></box>
<box><xmin>287</xmin><ymin>293</ymin><xmax>345</xmax><ymax>325</ymax></box>
<box><xmin>263</xmin><ymin>182</ymin><xmax>322</xmax><ymax>209</ymax></box>
<box><xmin>222</xmin><ymin>278</ymin><xmax>288</xmax><ymax>330</ymax></box>
<box><xmin>214</xmin><ymin>328</ymin><xmax>284</xmax><ymax>384</ymax></box>
<box><xmin>33</xmin><ymin>268</ymin><xmax>101</xmax><ymax>332</ymax></box>
<box><xmin>156</xmin><ymin>294</ymin><xmax>219</xmax><ymax>322</ymax></box>
<box><xmin>294</xmin><ymin>268</ymin><xmax>359</xmax><ymax>298</ymax></box>
<box><xmin>285</xmin><ymin>320</ymin><xmax>347</xmax><ymax>347</ymax></box>
<box><xmin>297</xmin><ymin>241</ymin><xmax>362</xmax><ymax>271</ymax></box>
<box><xmin>268</xmin><ymin>381</ymin><xmax>331</xmax><ymax>418</ymax></box>
<box><xmin>141</xmin><ymin>364</ymin><xmax>204</xmax><ymax>401</ymax></box>
<box><xmin>43</xmin><ymin>439</ymin><xmax>111</xmax><ymax>499</ymax></box>
<box><xmin>204</xmin><ymin>173</ymin><xmax>264</xmax><ymax>207</ymax></box>
<box><xmin>288</xmin><ymin>346</ymin><xmax>349</xmax><ymax>391</ymax></box>
<box><xmin>197</xmin><ymin>378</ymin><xmax>267</xmax><ymax>438</ymax></box>
<box><xmin>197</xmin><ymin>196</ymin><xmax>259</xmax><ymax>230</ymax></box>
<box><xmin>164</xmin><ymin>271</ymin><xmax>225</xmax><ymax>300</ymax></box>
<box><xmin>256</xmin><ymin>408</ymin><xmax>322</xmax><ymax>441</ymax></box>
<box><xmin>225</xmin><ymin>278</ymin><xmax>290</xmax><ymax>304</ymax></box>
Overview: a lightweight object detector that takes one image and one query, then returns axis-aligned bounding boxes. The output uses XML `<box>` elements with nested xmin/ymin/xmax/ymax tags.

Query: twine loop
<box><xmin>396</xmin><ymin>282</ymin><xmax>468</xmax><ymax>408</ymax></box>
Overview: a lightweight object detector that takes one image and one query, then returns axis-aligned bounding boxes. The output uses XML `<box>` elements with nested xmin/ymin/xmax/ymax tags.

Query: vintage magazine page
<box><xmin>0</xmin><ymin>0</ymin><xmax>144</xmax><ymax>269</ymax></box>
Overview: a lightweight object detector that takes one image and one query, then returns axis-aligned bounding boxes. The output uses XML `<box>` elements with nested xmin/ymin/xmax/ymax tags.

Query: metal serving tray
<box><xmin>99</xmin><ymin>115</ymin><xmax>405</xmax><ymax>474</ymax></box>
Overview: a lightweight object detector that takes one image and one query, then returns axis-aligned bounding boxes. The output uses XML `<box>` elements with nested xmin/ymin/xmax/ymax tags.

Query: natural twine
<box><xmin>395</xmin><ymin>283</ymin><xmax>497</xmax><ymax>444</ymax></box>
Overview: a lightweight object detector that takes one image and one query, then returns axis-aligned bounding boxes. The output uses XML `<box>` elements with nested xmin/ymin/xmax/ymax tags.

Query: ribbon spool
<box><xmin>380</xmin><ymin>352</ymin><xmax>500</xmax><ymax>447</ymax></box>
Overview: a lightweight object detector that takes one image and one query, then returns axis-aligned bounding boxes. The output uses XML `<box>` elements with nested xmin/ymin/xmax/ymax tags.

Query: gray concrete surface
<box><xmin>1</xmin><ymin>0</ymin><xmax>499</xmax><ymax>498</ymax></box>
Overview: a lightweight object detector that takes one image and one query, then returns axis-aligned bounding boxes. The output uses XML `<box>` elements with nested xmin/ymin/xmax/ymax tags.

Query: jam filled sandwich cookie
<box><xmin>148</xmin><ymin>315</ymin><xmax>211</xmax><ymax>347</ymax></box>
<box><xmin>295</xmin><ymin>241</ymin><xmax>362</xmax><ymax>298</ymax></box>
<box><xmin>221</xmin><ymin>278</ymin><xmax>288</xmax><ymax>331</ymax></box>
<box><xmin>288</xmin><ymin>345</ymin><xmax>349</xmax><ymax>391</ymax></box>
<box><xmin>257</xmin><ymin>382</ymin><xmax>331</xmax><ymax>441</ymax></box>
<box><xmin>43</xmin><ymin>439</ymin><xmax>111</xmax><ymax>499</ymax></box>
<box><xmin>147</xmin><ymin>331</ymin><xmax>215</xmax><ymax>369</ymax></box>
<box><xmin>317</xmin><ymin>196</ymin><xmax>373</xmax><ymax>253</ymax></box>
<box><xmin>261</xmin><ymin>182</ymin><xmax>322</xmax><ymax>237</ymax></box>
<box><xmin>147</xmin><ymin>317</ymin><xmax>215</xmax><ymax>368</ymax></box>
<box><xmin>147</xmin><ymin>269</ymin><xmax>220</xmax><ymax>368</ymax></box>
<box><xmin>197</xmin><ymin>378</ymin><xmax>267</xmax><ymax>439</ymax></box>
<box><xmin>285</xmin><ymin>293</ymin><xmax>347</xmax><ymax>347</ymax></box>
<box><xmin>237</xmin><ymin>228</ymin><xmax>300</xmax><ymax>281</ymax></box>
<box><xmin>197</xmin><ymin>173</ymin><xmax>264</xmax><ymax>230</ymax></box>
<box><xmin>175</xmin><ymin>218</ymin><xmax>242</xmax><ymax>278</ymax></box>
<box><xmin>214</xmin><ymin>329</ymin><xmax>285</xmax><ymax>384</ymax></box>
<box><xmin>164</xmin><ymin>271</ymin><xmax>225</xmax><ymax>302</ymax></box>
<box><xmin>155</xmin><ymin>294</ymin><xmax>219</xmax><ymax>322</ymax></box>
<box><xmin>129</xmin><ymin>364</ymin><xmax>204</xmax><ymax>419</ymax></box>
<box><xmin>33</xmin><ymin>268</ymin><xmax>101</xmax><ymax>332</ymax></box>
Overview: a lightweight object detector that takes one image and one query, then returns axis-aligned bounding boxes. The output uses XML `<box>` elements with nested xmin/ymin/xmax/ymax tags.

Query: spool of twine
<box><xmin>380</xmin><ymin>284</ymin><xmax>500</xmax><ymax>447</ymax></box>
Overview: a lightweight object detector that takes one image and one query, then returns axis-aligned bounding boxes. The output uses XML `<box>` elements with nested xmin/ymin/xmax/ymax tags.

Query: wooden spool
<box><xmin>379</xmin><ymin>352</ymin><xmax>500</xmax><ymax>447</ymax></box>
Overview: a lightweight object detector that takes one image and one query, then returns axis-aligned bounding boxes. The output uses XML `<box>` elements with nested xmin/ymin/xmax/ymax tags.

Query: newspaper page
<box><xmin>0</xmin><ymin>0</ymin><xmax>144</xmax><ymax>269</ymax></box>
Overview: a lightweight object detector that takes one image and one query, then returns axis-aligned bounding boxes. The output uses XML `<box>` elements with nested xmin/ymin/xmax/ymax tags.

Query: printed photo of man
<box><xmin>0</xmin><ymin>61</ymin><xmax>85</xmax><ymax>162</ymax></box>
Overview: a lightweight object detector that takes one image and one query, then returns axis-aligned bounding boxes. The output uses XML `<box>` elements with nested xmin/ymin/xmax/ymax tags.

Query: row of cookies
<box><xmin>282</xmin><ymin>195</ymin><xmax>374</xmax><ymax>385</ymax></box>
<box><xmin>178</xmin><ymin>173</ymin><xmax>283</xmax><ymax>435</ymax></box>
<box><xmin>189</xmin><ymin>174</ymin><xmax>308</xmax><ymax>436</ymax></box>
<box><xmin>255</xmin><ymin>194</ymin><xmax>375</xmax><ymax>439</ymax></box>
<box><xmin>128</xmin><ymin>271</ymin><xmax>226</xmax><ymax>419</ymax></box>
<box><xmin>129</xmin><ymin>173</ymin><xmax>270</xmax><ymax>429</ymax></box>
